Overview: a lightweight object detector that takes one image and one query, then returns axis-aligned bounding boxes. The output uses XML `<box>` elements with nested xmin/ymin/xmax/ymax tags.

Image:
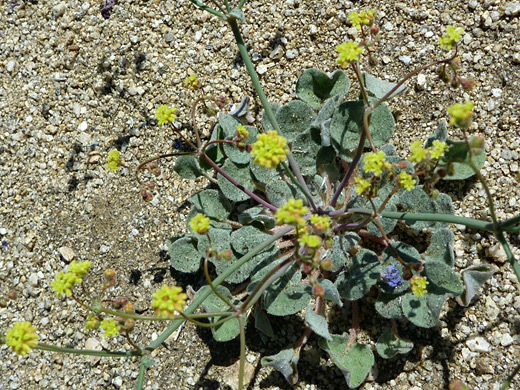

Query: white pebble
<box><xmin>466</xmin><ymin>336</ymin><xmax>490</xmax><ymax>353</ymax></box>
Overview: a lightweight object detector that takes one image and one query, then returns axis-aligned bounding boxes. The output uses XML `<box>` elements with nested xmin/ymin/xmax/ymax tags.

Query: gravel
<box><xmin>1</xmin><ymin>0</ymin><xmax>520</xmax><ymax>389</ymax></box>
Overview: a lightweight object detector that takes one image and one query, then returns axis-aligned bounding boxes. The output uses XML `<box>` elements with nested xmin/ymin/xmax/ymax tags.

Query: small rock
<box><xmin>488</xmin><ymin>243</ymin><xmax>507</xmax><ymax>263</ymax></box>
<box><xmin>112</xmin><ymin>377</ymin><xmax>123</xmax><ymax>388</ymax></box>
<box><xmin>164</xmin><ymin>30</ymin><xmax>174</xmax><ymax>43</ymax></box>
<box><xmin>399</xmin><ymin>55</ymin><xmax>411</xmax><ymax>65</ymax></box>
<box><xmin>257</xmin><ymin>64</ymin><xmax>268</xmax><ymax>75</ymax></box>
<box><xmin>28</xmin><ymin>273</ymin><xmax>39</xmax><ymax>287</ymax></box>
<box><xmin>384</xmin><ymin>22</ymin><xmax>394</xmax><ymax>31</ymax></box>
<box><xmin>52</xmin><ymin>3</ymin><xmax>66</xmax><ymax>18</ymax></box>
<box><xmin>78</xmin><ymin>121</ymin><xmax>88</xmax><ymax>131</ymax></box>
<box><xmin>100</xmin><ymin>245</ymin><xmax>110</xmax><ymax>254</ymax></box>
<box><xmin>286</xmin><ymin>49</ymin><xmax>297</xmax><ymax>59</ymax></box>
<box><xmin>0</xmin><ymin>227</ymin><xmax>7</xmax><ymax>235</ymax></box>
<box><xmin>475</xmin><ymin>357</ymin><xmax>494</xmax><ymax>375</ymax></box>
<box><xmin>382</xmin><ymin>56</ymin><xmax>392</xmax><ymax>64</ymax></box>
<box><xmin>485</xmin><ymin>296</ymin><xmax>500</xmax><ymax>320</ymax></box>
<box><xmin>85</xmin><ymin>338</ymin><xmax>102</xmax><ymax>364</ymax></box>
<box><xmin>513</xmin><ymin>53</ymin><xmax>520</xmax><ymax>64</ymax></box>
<box><xmin>505</xmin><ymin>2</ymin><xmax>520</xmax><ymax>16</ymax></box>
<box><xmin>500</xmin><ymin>333</ymin><xmax>514</xmax><ymax>347</ymax></box>
<box><xmin>58</xmin><ymin>246</ymin><xmax>76</xmax><ymax>262</ymax></box>
<box><xmin>461</xmin><ymin>347</ymin><xmax>477</xmax><ymax>361</ymax></box>
<box><xmin>6</xmin><ymin>60</ymin><xmax>17</xmax><ymax>73</ymax></box>
<box><xmin>310</xmin><ymin>25</ymin><xmax>318</xmax><ymax>34</ymax></box>
<box><xmin>416</xmin><ymin>73</ymin><xmax>426</xmax><ymax>90</ymax></box>
<box><xmin>78</xmin><ymin>132</ymin><xmax>91</xmax><ymax>145</ymax></box>
<box><xmin>467</xmin><ymin>336</ymin><xmax>490</xmax><ymax>353</ymax></box>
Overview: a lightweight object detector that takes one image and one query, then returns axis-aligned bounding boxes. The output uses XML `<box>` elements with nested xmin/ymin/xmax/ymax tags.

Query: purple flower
<box><xmin>381</xmin><ymin>263</ymin><xmax>402</xmax><ymax>288</ymax></box>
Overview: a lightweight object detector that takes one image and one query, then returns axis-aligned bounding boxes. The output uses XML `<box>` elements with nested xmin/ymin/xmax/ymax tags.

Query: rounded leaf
<box><xmin>296</xmin><ymin>69</ymin><xmax>350</xmax><ymax>110</ymax></box>
<box><xmin>276</xmin><ymin>100</ymin><xmax>316</xmax><ymax>142</ymax></box>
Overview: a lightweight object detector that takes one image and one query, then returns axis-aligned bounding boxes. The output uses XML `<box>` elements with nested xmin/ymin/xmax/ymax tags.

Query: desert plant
<box><xmin>3</xmin><ymin>2</ymin><xmax>520</xmax><ymax>390</ymax></box>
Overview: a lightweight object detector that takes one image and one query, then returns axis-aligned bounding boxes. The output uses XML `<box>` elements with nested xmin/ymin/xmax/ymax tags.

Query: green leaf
<box><xmin>424</xmin><ymin>261</ymin><xmax>464</xmax><ymax>295</ymax></box>
<box><xmin>330</xmin><ymin>100</ymin><xmax>395</xmax><ymax>158</ymax></box>
<box><xmin>167</xmin><ymin>236</ymin><xmax>201</xmax><ymax>273</ymax></box>
<box><xmin>291</xmin><ymin>127</ymin><xmax>322</xmax><ymax>176</ymax></box>
<box><xmin>174</xmin><ymin>155</ymin><xmax>204</xmax><ymax>179</ymax></box>
<box><xmin>250</xmin><ymin>162</ymin><xmax>280</xmax><ymax>185</ymax></box>
<box><xmin>319</xmin><ymin>335</ymin><xmax>374</xmax><ymax>388</ymax></box>
<box><xmin>195</xmin><ymin>285</ymin><xmax>240</xmax><ymax>342</ymax></box>
<box><xmin>237</xmin><ymin>205</ymin><xmax>276</xmax><ymax>230</ymax></box>
<box><xmin>265</xmin><ymin>178</ymin><xmax>305</xmax><ymax>207</ymax></box>
<box><xmin>317</xmin><ymin>278</ymin><xmax>343</xmax><ymax>307</ymax></box>
<box><xmin>227</xmin><ymin>8</ymin><xmax>245</xmax><ymax>22</ymax></box>
<box><xmin>442</xmin><ymin>139</ymin><xmax>486</xmax><ymax>180</ymax></box>
<box><xmin>314</xmin><ymin>96</ymin><xmax>343</xmax><ymax>129</ymax></box>
<box><xmin>261</xmin><ymin>102</ymin><xmax>280</xmax><ymax>131</ymax></box>
<box><xmin>254</xmin><ymin>304</ymin><xmax>274</xmax><ymax>338</ymax></box>
<box><xmin>363</xmin><ymin>72</ymin><xmax>408</xmax><ymax>100</ymax></box>
<box><xmin>376</xmin><ymin>333</ymin><xmax>414</xmax><ymax>359</ymax></box>
<box><xmin>457</xmin><ymin>264</ymin><xmax>497</xmax><ymax>306</ymax></box>
<box><xmin>328</xmin><ymin>233</ymin><xmax>360</xmax><ymax>272</ymax></box>
<box><xmin>276</xmin><ymin>100</ymin><xmax>316</xmax><ymax>142</ymax></box>
<box><xmin>189</xmin><ymin>189</ymin><xmax>231</xmax><ymax>221</ymax></box>
<box><xmin>264</xmin><ymin>283</ymin><xmax>312</xmax><ymax>316</ymax></box>
<box><xmin>401</xmin><ymin>292</ymin><xmax>447</xmax><ymax>328</ymax></box>
<box><xmin>424</xmin><ymin>120</ymin><xmax>448</xmax><ymax>148</ymax></box>
<box><xmin>335</xmin><ymin>249</ymin><xmax>383</xmax><ymax>301</ymax></box>
<box><xmin>222</xmin><ymin>125</ymin><xmax>257</xmax><ymax>165</ymax></box>
<box><xmin>305</xmin><ymin>309</ymin><xmax>332</xmax><ymax>341</ymax></box>
<box><xmin>231</xmin><ymin>225</ymin><xmax>272</xmax><ymax>255</ymax></box>
<box><xmin>261</xmin><ymin>347</ymin><xmax>299</xmax><ymax>385</ymax></box>
<box><xmin>217</xmin><ymin>159</ymin><xmax>256</xmax><ymax>202</ymax></box>
<box><xmin>375</xmin><ymin>292</ymin><xmax>404</xmax><ymax>319</ymax></box>
<box><xmin>296</xmin><ymin>69</ymin><xmax>350</xmax><ymax>110</ymax></box>
<box><xmin>424</xmin><ymin>228</ymin><xmax>455</xmax><ymax>266</ymax></box>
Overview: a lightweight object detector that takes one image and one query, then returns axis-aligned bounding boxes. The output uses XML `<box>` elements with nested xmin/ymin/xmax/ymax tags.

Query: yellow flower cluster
<box><xmin>354</xmin><ymin>176</ymin><xmax>371</xmax><ymax>195</ymax></box>
<box><xmin>363</xmin><ymin>151</ymin><xmax>391</xmax><ymax>176</ymax></box>
<box><xmin>348</xmin><ymin>10</ymin><xmax>375</xmax><ymax>29</ymax></box>
<box><xmin>184</xmin><ymin>74</ymin><xmax>199</xmax><ymax>90</ymax></box>
<box><xmin>298</xmin><ymin>234</ymin><xmax>322</xmax><ymax>249</ymax></box>
<box><xmin>236</xmin><ymin>124</ymin><xmax>249</xmax><ymax>139</ymax></box>
<box><xmin>51</xmin><ymin>260</ymin><xmax>92</xmax><ymax>297</ymax></box>
<box><xmin>275</xmin><ymin>198</ymin><xmax>309</xmax><ymax>227</ymax></box>
<box><xmin>447</xmin><ymin>101</ymin><xmax>474</xmax><ymax>128</ymax></box>
<box><xmin>310</xmin><ymin>214</ymin><xmax>331</xmax><ymax>232</ymax></box>
<box><xmin>5</xmin><ymin>322</ymin><xmax>39</xmax><ymax>356</ymax></box>
<box><xmin>409</xmin><ymin>140</ymin><xmax>428</xmax><ymax>163</ymax></box>
<box><xmin>398</xmin><ymin>171</ymin><xmax>416</xmax><ymax>191</ymax></box>
<box><xmin>155</xmin><ymin>104</ymin><xmax>177</xmax><ymax>126</ymax></box>
<box><xmin>410</xmin><ymin>275</ymin><xmax>429</xmax><ymax>297</ymax></box>
<box><xmin>100</xmin><ymin>319</ymin><xmax>120</xmax><ymax>338</ymax></box>
<box><xmin>430</xmin><ymin>140</ymin><xmax>448</xmax><ymax>159</ymax></box>
<box><xmin>250</xmin><ymin>131</ymin><xmax>289</xmax><ymax>169</ymax></box>
<box><xmin>336</xmin><ymin>41</ymin><xmax>363</xmax><ymax>68</ymax></box>
<box><xmin>152</xmin><ymin>285</ymin><xmax>187</xmax><ymax>318</ymax></box>
<box><xmin>190</xmin><ymin>213</ymin><xmax>210</xmax><ymax>234</ymax></box>
<box><xmin>439</xmin><ymin>26</ymin><xmax>464</xmax><ymax>50</ymax></box>
<box><xmin>106</xmin><ymin>149</ymin><xmax>120</xmax><ymax>172</ymax></box>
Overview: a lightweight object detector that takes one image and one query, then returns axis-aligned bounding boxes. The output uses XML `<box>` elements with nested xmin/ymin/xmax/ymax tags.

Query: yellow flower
<box><xmin>354</xmin><ymin>176</ymin><xmax>371</xmax><ymax>195</ymax></box>
<box><xmin>155</xmin><ymin>104</ymin><xmax>177</xmax><ymax>126</ymax></box>
<box><xmin>190</xmin><ymin>213</ymin><xmax>210</xmax><ymax>234</ymax></box>
<box><xmin>184</xmin><ymin>74</ymin><xmax>199</xmax><ymax>90</ymax></box>
<box><xmin>275</xmin><ymin>198</ymin><xmax>309</xmax><ymax>227</ymax></box>
<box><xmin>363</xmin><ymin>151</ymin><xmax>391</xmax><ymax>176</ymax></box>
<box><xmin>439</xmin><ymin>26</ymin><xmax>464</xmax><ymax>50</ymax></box>
<box><xmin>68</xmin><ymin>260</ymin><xmax>92</xmax><ymax>278</ymax></box>
<box><xmin>51</xmin><ymin>271</ymin><xmax>82</xmax><ymax>297</ymax></box>
<box><xmin>409</xmin><ymin>140</ymin><xmax>428</xmax><ymax>163</ymax></box>
<box><xmin>5</xmin><ymin>322</ymin><xmax>38</xmax><ymax>356</ymax></box>
<box><xmin>85</xmin><ymin>314</ymin><xmax>101</xmax><ymax>331</ymax></box>
<box><xmin>348</xmin><ymin>10</ymin><xmax>375</xmax><ymax>29</ymax></box>
<box><xmin>398</xmin><ymin>171</ymin><xmax>415</xmax><ymax>191</ymax></box>
<box><xmin>447</xmin><ymin>101</ymin><xmax>474</xmax><ymax>128</ymax></box>
<box><xmin>336</xmin><ymin>41</ymin><xmax>363</xmax><ymax>68</ymax></box>
<box><xmin>99</xmin><ymin>319</ymin><xmax>120</xmax><ymax>338</ymax></box>
<box><xmin>250</xmin><ymin>131</ymin><xmax>289</xmax><ymax>169</ymax></box>
<box><xmin>310</xmin><ymin>214</ymin><xmax>331</xmax><ymax>232</ymax></box>
<box><xmin>236</xmin><ymin>124</ymin><xmax>249</xmax><ymax>140</ymax></box>
<box><xmin>298</xmin><ymin>234</ymin><xmax>322</xmax><ymax>249</ymax></box>
<box><xmin>429</xmin><ymin>140</ymin><xmax>448</xmax><ymax>159</ymax></box>
<box><xmin>152</xmin><ymin>285</ymin><xmax>187</xmax><ymax>318</ymax></box>
<box><xmin>106</xmin><ymin>149</ymin><xmax>120</xmax><ymax>172</ymax></box>
<box><xmin>410</xmin><ymin>275</ymin><xmax>429</xmax><ymax>297</ymax></box>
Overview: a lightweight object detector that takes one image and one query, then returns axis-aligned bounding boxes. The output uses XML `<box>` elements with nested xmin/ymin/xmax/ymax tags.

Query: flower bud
<box><xmin>449</xmin><ymin>380</ymin><xmax>468</xmax><ymax>390</ymax></box>
<box><xmin>450</xmin><ymin>77</ymin><xmax>460</xmax><ymax>89</ymax></box>
<box><xmin>141</xmin><ymin>189</ymin><xmax>153</xmax><ymax>202</ymax></box>
<box><xmin>220</xmin><ymin>249</ymin><xmax>233</xmax><ymax>260</ymax></box>
<box><xmin>368</xmin><ymin>53</ymin><xmax>379</xmax><ymax>67</ymax></box>
<box><xmin>124</xmin><ymin>302</ymin><xmax>134</xmax><ymax>314</ymax></box>
<box><xmin>123</xmin><ymin>318</ymin><xmax>135</xmax><ymax>332</ymax></box>
<box><xmin>104</xmin><ymin>269</ymin><xmax>116</xmax><ymax>281</ymax></box>
<box><xmin>7</xmin><ymin>290</ymin><xmax>17</xmax><ymax>300</ymax></box>
<box><xmin>302</xmin><ymin>263</ymin><xmax>313</xmax><ymax>274</ymax></box>
<box><xmin>460</xmin><ymin>77</ymin><xmax>475</xmax><ymax>91</ymax></box>
<box><xmin>0</xmin><ymin>298</ymin><xmax>7</xmax><ymax>308</ymax></box>
<box><xmin>370</xmin><ymin>24</ymin><xmax>379</xmax><ymax>36</ymax></box>
<box><xmin>313</xmin><ymin>283</ymin><xmax>325</xmax><ymax>297</ymax></box>
<box><xmin>113</xmin><ymin>297</ymin><xmax>128</xmax><ymax>309</ymax></box>
<box><xmin>320</xmin><ymin>258</ymin><xmax>333</xmax><ymax>272</ymax></box>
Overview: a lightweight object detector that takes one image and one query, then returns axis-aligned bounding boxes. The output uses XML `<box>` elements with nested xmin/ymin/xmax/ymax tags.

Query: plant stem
<box><xmin>201</xmin><ymin>153</ymin><xmax>278</xmax><ymax>212</ymax></box>
<box><xmin>500</xmin><ymin>361</ymin><xmax>520</xmax><ymax>390</ymax></box>
<box><xmin>228</xmin><ymin>18</ymin><xmax>314</xmax><ymax>206</ymax></box>
<box><xmin>238</xmin><ymin>315</ymin><xmax>246</xmax><ymax>390</ymax></box>
<box><xmin>144</xmin><ymin>225</ymin><xmax>293</xmax><ymax>351</ymax></box>
<box><xmin>188</xmin><ymin>0</ymin><xmax>225</xmax><ymax>18</ymax></box>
